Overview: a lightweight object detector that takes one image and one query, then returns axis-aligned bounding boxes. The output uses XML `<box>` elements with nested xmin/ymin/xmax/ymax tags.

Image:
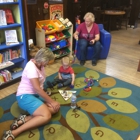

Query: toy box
<box><xmin>36</xmin><ymin>20</ymin><xmax>57</xmax><ymax>34</ymax></box>
<box><xmin>52</xmin><ymin>19</ymin><xmax>65</xmax><ymax>32</ymax></box>
<box><xmin>45</xmin><ymin>33</ymin><xmax>58</xmax><ymax>43</ymax></box>
<box><xmin>56</xmin><ymin>32</ymin><xmax>65</xmax><ymax>40</ymax></box>
<box><xmin>62</xmin><ymin>30</ymin><xmax>71</xmax><ymax>38</ymax></box>
<box><xmin>58</xmin><ymin>39</ymin><xmax>67</xmax><ymax>48</ymax></box>
<box><xmin>54</xmin><ymin>47</ymin><xmax>70</xmax><ymax>59</ymax></box>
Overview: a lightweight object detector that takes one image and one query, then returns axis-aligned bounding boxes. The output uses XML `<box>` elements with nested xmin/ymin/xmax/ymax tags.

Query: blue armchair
<box><xmin>76</xmin><ymin>24</ymin><xmax>111</xmax><ymax>60</ymax></box>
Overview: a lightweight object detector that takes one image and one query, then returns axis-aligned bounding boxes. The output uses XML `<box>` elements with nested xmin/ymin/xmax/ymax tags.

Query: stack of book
<box><xmin>0</xmin><ymin>69</ymin><xmax>12</xmax><ymax>85</ymax></box>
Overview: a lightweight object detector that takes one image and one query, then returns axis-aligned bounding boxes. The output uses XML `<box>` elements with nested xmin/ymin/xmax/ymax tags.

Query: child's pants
<box><xmin>53</xmin><ymin>78</ymin><xmax>72</xmax><ymax>86</ymax></box>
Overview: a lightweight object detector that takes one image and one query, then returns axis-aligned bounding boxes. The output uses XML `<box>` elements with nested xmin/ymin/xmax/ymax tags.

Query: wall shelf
<box><xmin>0</xmin><ymin>42</ymin><xmax>23</xmax><ymax>50</ymax></box>
<box><xmin>0</xmin><ymin>2</ymin><xmax>19</xmax><ymax>5</ymax></box>
<box><xmin>0</xmin><ymin>23</ymin><xmax>21</xmax><ymax>29</ymax></box>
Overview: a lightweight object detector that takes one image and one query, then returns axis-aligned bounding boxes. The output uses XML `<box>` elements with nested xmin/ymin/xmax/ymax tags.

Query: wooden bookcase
<box><xmin>0</xmin><ymin>1</ymin><xmax>27</xmax><ymax>88</ymax></box>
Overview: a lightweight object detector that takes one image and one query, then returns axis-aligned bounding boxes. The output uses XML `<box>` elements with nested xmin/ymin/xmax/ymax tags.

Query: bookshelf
<box><xmin>0</xmin><ymin>1</ymin><xmax>27</xmax><ymax>88</ymax></box>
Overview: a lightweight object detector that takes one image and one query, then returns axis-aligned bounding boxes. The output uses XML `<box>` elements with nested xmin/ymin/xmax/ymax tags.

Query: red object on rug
<box><xmin>84</xmin><ymin>87</ymin><xmax>92</xmax><ymax>92</ymax></box>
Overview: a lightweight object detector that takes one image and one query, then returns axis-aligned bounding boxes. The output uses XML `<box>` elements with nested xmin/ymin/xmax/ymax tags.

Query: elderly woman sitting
<box><xmin>73</xmin><ymin>12</ymin><xmax>102</xmax><ymax>66</ymax></box>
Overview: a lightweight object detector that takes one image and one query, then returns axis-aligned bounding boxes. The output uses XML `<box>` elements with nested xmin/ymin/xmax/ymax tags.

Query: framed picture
<box><xmin>26</xmin><ymin>0</ymin><xmax>37</xmax><ymax>5</ymax></box>
<box><xmin>49</xmin><ymin>4</ymin><xmax>63</xmax><ymax>19</ymax></box>
<box><xmin>49</xmin><ymin>0</ymin><xmax>63</xmax><ymax>4</ymax></box>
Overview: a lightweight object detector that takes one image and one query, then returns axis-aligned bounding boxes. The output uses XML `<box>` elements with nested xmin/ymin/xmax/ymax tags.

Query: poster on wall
<box><xmin>49</xmin><ymin>4</ymin><xmax>63</xmax><ymax>20</ymax></box>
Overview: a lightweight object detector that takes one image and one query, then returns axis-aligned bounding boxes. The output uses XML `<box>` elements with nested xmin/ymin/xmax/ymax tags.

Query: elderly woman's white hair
<box><xmin>83</xmin><ymin>12</ymin><xmax>95</xmax><ymax>22</ymax></box>
<box><xmin>34</xmin><ymin>47</ymin><xmax>54</xmax><ymax>63</ymax></box>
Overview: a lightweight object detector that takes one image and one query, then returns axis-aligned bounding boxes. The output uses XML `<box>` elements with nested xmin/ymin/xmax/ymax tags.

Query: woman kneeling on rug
<box><xmin>2</xmin><ymin>48</ymin><xmax>60</xmax><ymax>140</ymax></box>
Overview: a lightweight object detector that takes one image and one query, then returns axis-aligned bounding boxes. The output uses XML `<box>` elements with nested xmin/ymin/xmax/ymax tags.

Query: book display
<box><xmin>5</xmin><ymin>29</ymin><xmax>19</xmax><ymax>45</ymax></box>
<box><xmin>0</xmin><ymin>0</ymin><xmax>27</xmax><ymax>88</ymax></box>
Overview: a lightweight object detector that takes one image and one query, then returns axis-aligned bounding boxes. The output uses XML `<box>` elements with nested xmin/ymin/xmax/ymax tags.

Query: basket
<box><xmin>56</xmin><ymin>32</ymin><xmax>65</xmax><ymax>40</ymax></box>
<box><xmin>54</xmin><ymin>47</ymin><xmax>70</xmax><ymax>59</ymax></box>
<box><xmin>45</xmin><ymin>33</ymin><xmax>58</xmax><ymax>43</ymax></box>
<box><xmin>49</xmin><ymin>42</ymin><xmax>60</xmax><ymax>51</ymax></box>
<box><xmin>58</xmin><ymin>39</ymin><xmax>67</xmax><ymax>48</ymax></box>
<box><xmin>52</xmin><ymin>19</ymin><xmax>65</xmax><ymax>32</ymax></box>
<box><xmin>36</xmin><ymin>20</ymin><xmax>57</xmax><ymax>34</ymax></box>
<box><xmin>62</xmin><ymin>30</ymin><xmax>71</xmax><ymax>38</ymax></box>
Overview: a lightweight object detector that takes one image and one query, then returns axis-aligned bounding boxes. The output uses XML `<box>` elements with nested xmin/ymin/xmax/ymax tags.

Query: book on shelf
<box><xmin>5</xmin><ymin>30</ymin><xmax>19</xmax><ymax>45</ymax></box>
<box><xmin>7</xmin><ymin>0</ymin><xmax>14</xmax><ymax>2</ymax></box>
<box><xmin>0</xmin><ymin>61</ymin><xmax>14</xmax><ymax>69</ymax></box>
<box><xmin>0</xmin><ymin>70</ymin><xmax>12</xmax><ymax>85</ymax></box>
<box><xmin>0</xmin><ymin>73</ymin><xmax>5</xmax><ymax>85</ymax></box>
<box><xmin>11</xmin><ymin>67</ymin><xmax>23</xmax><ymax>73</ymax></box>
<box><xmin>0</xmin><ymin>0</ymin><xmax>14</xmax><ymax>2</ymax></box>
<box><xmin>3</xmin><ymin>9</ymin><xmax>14</xmax><ymax>24</ymax></box>
<box><xmin>0</xmin><ymin>48</ymin><xmax>21</xmax><ymax>63</ymax></box>
<box><xmin>58</xmin><ymin>90</ymin><xmax>76</xmax><ymax>101</ymax></box>
<box><xmin>0</xmin><ymin>10</ymin><xmax>7</xmax><ymax>26</ymax></box>
<box><xmin>0</xmin><ymin>53</ymin><xmax>3</xmax><ymax>63</ymax></box>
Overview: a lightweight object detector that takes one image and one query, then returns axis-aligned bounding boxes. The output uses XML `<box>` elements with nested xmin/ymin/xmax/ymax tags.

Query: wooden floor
<box><xmin>1</xmin><ymin>23</ymin><xmax>140</xmax><ymax>99</ymax></box>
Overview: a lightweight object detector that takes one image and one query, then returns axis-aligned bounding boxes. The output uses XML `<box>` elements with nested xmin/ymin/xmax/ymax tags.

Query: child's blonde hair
<box><xmin>61</xmin><ymin>56</ymin><xmax>70</xmax><ymax>65</ymax></box>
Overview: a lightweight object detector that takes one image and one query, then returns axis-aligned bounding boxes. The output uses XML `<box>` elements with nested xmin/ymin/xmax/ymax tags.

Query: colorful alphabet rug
<box><xmin>0</xmin><ymin>64</ymin><xmax>140</xmax><ymax>140</ymax></box>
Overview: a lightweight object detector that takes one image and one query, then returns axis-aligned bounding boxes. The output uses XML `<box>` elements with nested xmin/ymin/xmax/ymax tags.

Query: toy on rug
<box><xmin>84</xmin><ymin>78</ymin><xmax>98</xmax><ymax>92</ymax></box>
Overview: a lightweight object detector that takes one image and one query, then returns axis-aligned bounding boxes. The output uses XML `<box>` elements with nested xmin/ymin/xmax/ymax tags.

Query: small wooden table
<box><xmin>103</xmin><ymin>10</ymin><xmax>125</xmax><ymax>31</ymax></box>
<box><xmin>104</xmin><ymin>10</ymin><xmax>125</xmax><ymax>15</ymax></box>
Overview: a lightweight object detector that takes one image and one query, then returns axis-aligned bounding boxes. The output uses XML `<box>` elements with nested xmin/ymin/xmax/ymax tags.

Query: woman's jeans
<box><xmin>78</xmin><ymin>39</ymin><xmax>102</xmax><ymax>62</ymax></box>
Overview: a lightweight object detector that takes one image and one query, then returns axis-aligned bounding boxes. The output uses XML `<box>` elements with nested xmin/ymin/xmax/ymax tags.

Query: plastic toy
<box><xmin>83</xmin><ymin>78</ymin><xmax>95</xmax><ymax>92</ymax></box>
<box><xmin>48</xmin><ymin>24</ymin><xmax>54</xmax><ymax>30</ymax></box>
<box><xmin>84</xmin><ymin>87</ymin><xmax>92</xmax><ymax>92</ymax></box>
<box><xmin>41</xmin><ymin>24</ymin><xmax>55</xmax><ymax>31</ymax></box>
<box><xmin>46</xmin><ymin>35</ymin><xmax>56</xmax><ymax>42</ymax></box>
<box><xmin>56</xmin><ymin>45</ymin><xmax>60</xmax><ymax>49</ymax></box>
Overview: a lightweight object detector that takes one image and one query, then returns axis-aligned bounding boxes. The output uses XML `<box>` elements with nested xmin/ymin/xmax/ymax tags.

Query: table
<box><xmin>103</xmin><ymin>10</ymin><xmax>125</xmax><ymax>31</ymax></box>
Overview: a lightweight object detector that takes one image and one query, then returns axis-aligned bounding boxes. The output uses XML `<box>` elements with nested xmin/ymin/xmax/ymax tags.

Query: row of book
<box><xmin>0</xmin><ymin>48</ymin><xmax>21</xmax><ymax>64</ymax></box>
<box><xmin>0</xmin><ymin>9</ymin><xmax>14</xmax><ymax>26</ymax></box>
<box><xmin>0</xmin><ymin>0</ymin><xmax>15</xmax><ymax>3</ymax></box>
<box><xmin>0</xmin><ymin>69</ymin><xmax>12</xmax><ymax>85</ymax></box>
